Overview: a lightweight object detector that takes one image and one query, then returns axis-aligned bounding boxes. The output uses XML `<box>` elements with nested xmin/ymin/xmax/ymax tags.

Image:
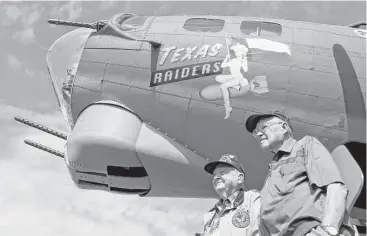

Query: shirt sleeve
<box><xmin>248</xmin><ymin>191</ymin><xmax>261</xmax><ymax>236</ymax></box>
<box><xmin>304</xmin><ymin>136</ymin><xmax>345</xmax><ymax>188</ymax></box>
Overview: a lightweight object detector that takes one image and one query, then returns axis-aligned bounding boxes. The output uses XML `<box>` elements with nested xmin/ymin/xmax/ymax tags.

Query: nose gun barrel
<box><xmin>14</xmin><ymin>116</ymin><xmax>68</xmax><ymax>140</ymax></box>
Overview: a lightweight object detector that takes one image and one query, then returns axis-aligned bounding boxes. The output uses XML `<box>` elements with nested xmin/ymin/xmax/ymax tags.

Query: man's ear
<box><xmin>281</xmin><ymin>122</ymin><xmax>288</xmax><ymax>135</ymax></box>
<box><xmin>238</xmin><ymin>173</ymin><xmax>244</xmax><ymax>183</ymax></box>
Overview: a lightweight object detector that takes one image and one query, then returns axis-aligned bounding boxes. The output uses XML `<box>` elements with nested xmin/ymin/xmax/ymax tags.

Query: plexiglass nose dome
<box><xmin>46</xmin><ymin>28</ymin><xmax>93</xmax><ymax>130</ymax></box>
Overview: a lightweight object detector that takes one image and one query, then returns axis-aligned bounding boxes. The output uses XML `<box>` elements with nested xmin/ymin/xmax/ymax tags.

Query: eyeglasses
<box><xmin>252</xmin><ymin>122</ymin><xmax>284</xmax><ymax>137</ymax></box>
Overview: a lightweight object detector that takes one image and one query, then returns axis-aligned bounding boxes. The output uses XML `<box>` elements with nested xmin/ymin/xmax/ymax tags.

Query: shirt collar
<box><xmin>214</xmin><ymin>189</ymin><xmax>244</xmax><ymax>211</ymax></box>
<box><xmin>273</xmin><ymin>138</ymin><xmax>297</xmax><ymax>161</ymax></box>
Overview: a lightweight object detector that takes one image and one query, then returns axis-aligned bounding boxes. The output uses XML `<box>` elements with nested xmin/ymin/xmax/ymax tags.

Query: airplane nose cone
<box><xmin>46</xmin><ymin>28</ymin><xmax>93</xmax><ymax>129</ymax></box>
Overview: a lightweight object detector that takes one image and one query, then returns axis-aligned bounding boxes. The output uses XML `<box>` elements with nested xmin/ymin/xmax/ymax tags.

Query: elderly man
<box><xmin>245</xmin><ymin>111</ymin><xmax>355</xmax><ymax>236</ymax></box>
<box><xmin>200</xmin><ymin>154</ymin><xmax>261</xmax><ymax>236</ymax></box>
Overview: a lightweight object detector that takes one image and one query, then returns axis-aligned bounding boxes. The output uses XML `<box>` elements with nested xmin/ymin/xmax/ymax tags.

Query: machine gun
<box><xmin>47</xmin><ymin>19</ymin><xmax>107</xmax><ymax>31</ymax></box>
<box><xmin>47</xmin><ymin>13</ymin><xmax>162</xmax><ymax>48</ymax></box>
<box><xmin>14</xmin><ymin>116</ymin><xmax>67</xmax><ymax>158</ymax></box>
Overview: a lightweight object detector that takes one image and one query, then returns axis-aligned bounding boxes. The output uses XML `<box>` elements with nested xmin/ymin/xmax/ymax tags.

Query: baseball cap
<box><xmin>245</xmin><ymin>110</ymin><xmax>293</xmax><ymax>133</ymax></box>
<box><xmin>204</xmin><ymin>154</ymin><xmax>245</xmax><ymax>175</ymax></box>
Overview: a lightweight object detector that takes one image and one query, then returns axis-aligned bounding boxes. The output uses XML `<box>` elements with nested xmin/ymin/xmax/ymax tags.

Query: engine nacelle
<box><xmin>65</xmin><ymin>101</ymin><xmax>216</xmax><ymax>198</ymax></box>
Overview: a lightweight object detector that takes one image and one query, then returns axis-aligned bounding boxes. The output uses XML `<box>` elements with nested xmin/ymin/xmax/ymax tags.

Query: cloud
<box><xmin>20</xmin><ymin>4</ymin><xmax>43</xmax><ymax>27</ymax></box>
<box><xmin>123</xmin><ymin>0</ymin><xmax>132</xmax><ymax>12</ymax></box>
<box><xmin>0</xmin><ymin>103</ymin><xmax>216</xmax><ymax>236</ymax></box>
<box><xmin>7</xmin><ymin>54</ymin><xmax>23</xmax><ymax>71</ymax></box>
<box><xmin>0</xmin><ymin>101</ymin><xmax>68</xmax><ymax>162</ymax></box>
<box><xmin>0</xmin><ymin>101</ymin><xmax>67</xmax><ymax>129</ymax></box>
<box><xmin>99</xmin><ymin>1</ymin><xmax>118</xmax><ymax>11</ymax></box>
<box><xmin>0</xmin><ymin>3</ymin><xmax>43</xmax><ymax>27</ymax></box>
<box><xmin>24</xmin><ymin>67</ymin><xmax>35</xmax><ymax>77</ymax></box>
<box><xmin>0</xmin><ymin>5</ymin><xmax>23</xmax><ymax>26</ymax></box>
<box><xmin>5</xmin><ymin>54</ymin><xmax>37</xmax><ymax>79</ymax></box>
<box><xmin>56</xmin><ymin>1</ymin><xmax>83</xmax><ymax>21</ymax></box>
<box><xmin>12</xmin><ymin>27</ymin><xmax>36</xmax><ymax>45</ymax></box>
<box><xmin>2</xmin><ymin>3</ymin><xmax>44</xmax><ymax>45</ymax></box>
<box><xmin>154</xmin><ymin>4</ymin><xmax>171</xmax><ymax>15</ymax></box>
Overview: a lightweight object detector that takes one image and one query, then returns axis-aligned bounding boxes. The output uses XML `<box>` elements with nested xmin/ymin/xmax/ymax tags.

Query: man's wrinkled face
<box><xmin>252</xmin><ymin>117</ymin><xmax>286</xmax><ymax>151</ymax></box>
<box><xmin>212</xmin><ymin>165</ymin><xmax>242</xmax><ymax>196</ymax></box>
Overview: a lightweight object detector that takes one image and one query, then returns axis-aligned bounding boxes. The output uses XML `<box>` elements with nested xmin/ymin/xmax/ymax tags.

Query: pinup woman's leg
<box><xmin>215</xmin><ymin>74</ymin><xmax>232</xmax><ymax>83</ymax></box>
<box><xmin>220</xmin><ymin>78</ymin><xmax>243</xmax><ymax>119</ymax></box>
<box><xmin>240</xmin><ymin>78</ymin><xmax>249</xmax><ymax>87</ymax></box>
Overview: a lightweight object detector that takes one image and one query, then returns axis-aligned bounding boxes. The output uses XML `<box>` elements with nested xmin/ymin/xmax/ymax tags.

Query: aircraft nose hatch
<box><xmin>46</xmin><ymin>28</ymin><xmax>93</xmax><ymax>129</ymax></box>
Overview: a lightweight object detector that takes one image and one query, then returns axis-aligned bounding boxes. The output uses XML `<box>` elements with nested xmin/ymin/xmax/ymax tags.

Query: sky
<box><xmin>0</xmin><ymin>1</ymin><xmax>366</xmax><ymax>235</ymax></box>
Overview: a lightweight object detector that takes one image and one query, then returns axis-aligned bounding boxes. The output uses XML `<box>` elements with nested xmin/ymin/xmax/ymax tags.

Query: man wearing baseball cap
<box><xmin>199</xmin><ymin>154</ymin><xmax>261</xmax><ymax>236</ymax></box>
<box><xmin>245</xmin><ymin>111</ymin><xmax>355</xmax><ymax>236</ymax></box>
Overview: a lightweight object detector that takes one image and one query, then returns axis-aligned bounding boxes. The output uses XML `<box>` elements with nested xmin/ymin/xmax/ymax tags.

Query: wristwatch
<box><xmin>320</xmin><ymin>225</ymin><xmax>339</xmax><ymax>236</ymax></box>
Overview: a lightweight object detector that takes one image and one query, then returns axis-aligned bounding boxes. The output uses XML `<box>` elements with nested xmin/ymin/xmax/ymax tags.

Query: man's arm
<box><xmin>248</xmin><ymin>192</ymin><xmax>261</xmax><ymax>236</ymax></box>
<box><xmin>304</xmin><ymin>136</ymin><xmax>349</xmax><ymax>231</ymax></box>
<box><xmin>322</xmin><ymin>183</ymin><xmax>349</xmax><ymax>229</ymax></box>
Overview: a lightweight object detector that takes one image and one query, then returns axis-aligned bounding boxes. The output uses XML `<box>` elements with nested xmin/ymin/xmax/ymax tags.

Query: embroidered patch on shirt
<box><xmin>232</xmin><ymin>208</ymin><xmax>250</xmax><ymax>228</ymax></box>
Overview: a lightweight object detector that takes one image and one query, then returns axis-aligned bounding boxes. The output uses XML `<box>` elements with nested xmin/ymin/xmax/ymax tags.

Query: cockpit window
<box><xmin>114</xmin><ymin>14</ymin><xmax>148</xmax><ymax>31</ymax></box>
<box><xmin>122</xmin><ymin>16</ymin><xmax>148</xmax><ymax>30</ymax></box>
<box><xmin>184</xmin><ymin>18</ymin><xmax>225</xmax><ymax>32</ymax></box>
<box><xmin>240</xmin><ymin>21</ymin><xmax>282</xmax><ymax>37</ymax></box>
<box><xmin>348</xmin><ymin>22</ymin><xmax>366</xmax><ymax>29</ymax></box>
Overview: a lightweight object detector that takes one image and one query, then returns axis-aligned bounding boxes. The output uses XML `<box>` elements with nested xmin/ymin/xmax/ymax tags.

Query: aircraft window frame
<box><xmin>183</xmin><ymin>18</ymin><xmax>225</xmax><ymax>33</ymax></box>
<box><xmin>240</xmin><ymin>21</ymin><xmax>282</xmax><ymax>37</ymax></box>
<box><xmin>114</xmin><ymin>15</ymin><xmax>150</xmax><ymax>32</ymax></box>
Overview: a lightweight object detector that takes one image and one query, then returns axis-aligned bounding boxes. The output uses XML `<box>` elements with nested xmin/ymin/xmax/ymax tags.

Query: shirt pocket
<box><xmin>231</xmin><ymin>226</ymin><xmax>249</xmax><ymax>236</ymax></box>
<box><xmin>274</xmin><ymin>162</ymin><xmax>305</xmax><ymax>195</ymax></box>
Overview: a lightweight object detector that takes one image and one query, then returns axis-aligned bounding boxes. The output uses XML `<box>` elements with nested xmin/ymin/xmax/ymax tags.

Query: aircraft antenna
<box><xmin>40</xmin><ymin>46</ymin><xmax>50</xmax><ymax>52</ymax></box>
<box><xmin>14</xmin><ymin>116</ymin><xmax>68</xmax><ymax>140</ymax></box>
<box><xmin>24</xmin><ymin>139</ymin><xmax>64</xmax><ymax>158</ymax></box>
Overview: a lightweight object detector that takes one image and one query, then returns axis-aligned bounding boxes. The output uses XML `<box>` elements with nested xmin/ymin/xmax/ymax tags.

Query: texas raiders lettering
<box><xmin>150</xmin><ymin>61</ymin><xmax>222</xmax><ymax>87</ymax></box>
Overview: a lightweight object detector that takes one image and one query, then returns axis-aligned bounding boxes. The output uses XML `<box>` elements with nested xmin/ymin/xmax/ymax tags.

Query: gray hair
<box><xmin>232</xmin><ymin>168</ymin><xmax>247</xmax><ymax>190</ymax></box>
<box><xmin>284</xmin><ymin>122</ymin><xmax>294</xmax><ymax>138</ymax></box>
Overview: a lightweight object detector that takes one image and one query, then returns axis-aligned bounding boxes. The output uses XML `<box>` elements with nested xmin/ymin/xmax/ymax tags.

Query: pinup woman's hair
<box><xmin>230</xmin><ymin>37</ymin><xmax>253</xmax><ymax>61</ymax></box>
<box><xmin>229</xmin><ymin>48</ymin><xmax>236</xmax><ymax>59</ymax></box>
